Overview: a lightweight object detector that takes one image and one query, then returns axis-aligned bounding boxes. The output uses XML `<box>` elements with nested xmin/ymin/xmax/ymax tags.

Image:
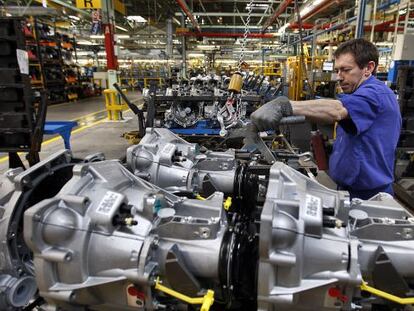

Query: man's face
<box><xmin>334</xmin><ymin>52</ymin><xmax>367</xmax><ymax>94</ymax></box>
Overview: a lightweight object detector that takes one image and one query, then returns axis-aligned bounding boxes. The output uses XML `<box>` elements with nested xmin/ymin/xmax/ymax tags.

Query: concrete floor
<box><xmin>0</xmin><ymin>92</ymin><xmax>143</xmax><ymax>173</ymax></box>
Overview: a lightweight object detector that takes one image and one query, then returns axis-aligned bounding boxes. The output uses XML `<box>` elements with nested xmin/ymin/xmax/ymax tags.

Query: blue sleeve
<box><xmin>338</xmin><ymin>88</ymin><xmax>382</xmax><ymax>135</ymax></box>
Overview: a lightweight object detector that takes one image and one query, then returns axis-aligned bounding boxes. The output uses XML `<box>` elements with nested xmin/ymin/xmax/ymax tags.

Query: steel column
<box><xmin>102</xmin><ymin>0</ymin><xmax>118</xmax><ymax>88</ymax></box>
<box><xmin>181</xmin><ymin>15</ymin><xmax>187</xmax><ymax>79</ymax></box>
<box><xmin>355</xmin><ymin>0</ymin><xmax>368</xmax><ymax>38</ymax></box>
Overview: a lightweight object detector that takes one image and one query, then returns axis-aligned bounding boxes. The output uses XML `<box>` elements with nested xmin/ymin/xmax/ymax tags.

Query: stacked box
<box><xmin>0</xmin><ymin>18</ymin><xmax>35</xmax><ymax>152</ymax></box>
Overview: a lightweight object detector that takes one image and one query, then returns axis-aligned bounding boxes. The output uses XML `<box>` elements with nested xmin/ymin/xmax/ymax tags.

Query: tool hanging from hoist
<box><xmin>217</xmin><ymin>0</ymin><xmax>254</xmax><ymax>136</ymax></box>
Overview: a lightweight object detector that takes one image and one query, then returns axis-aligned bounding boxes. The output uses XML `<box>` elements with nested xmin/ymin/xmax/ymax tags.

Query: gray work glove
<box><xmin>251</xmin><ymin>96</ymin><xmax>293</xmax><ymax>131</ymax></box>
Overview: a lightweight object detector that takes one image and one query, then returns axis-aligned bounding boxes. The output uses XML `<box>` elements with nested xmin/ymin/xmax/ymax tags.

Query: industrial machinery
<box><xmin>0</xmin><ymin>131</ymin><xmax>414</xmax><ymax>311</ymax></box>
<box><xmin>140</xmin><ymin>73</ymin><xmax>285</xmax><ymax>137</ymax></box>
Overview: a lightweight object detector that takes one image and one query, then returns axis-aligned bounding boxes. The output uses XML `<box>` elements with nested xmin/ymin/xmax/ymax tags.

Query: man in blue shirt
<box><xmin>251</xmin><ymin>39</ymin><xmax>401</xmax><ymax>200</ymax></box>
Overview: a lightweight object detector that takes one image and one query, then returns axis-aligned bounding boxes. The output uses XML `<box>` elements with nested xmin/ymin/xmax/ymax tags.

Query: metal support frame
<box><xmin>176</xmin><ymin>0</ymin><xmax>201</xmax><ymax>32</ymax></box>
<box><xmin>262</xmin><ymin>0</ymin><xmax>294</xmax><ymax>32</ymax></box>
<box><xmin>181</xmin><ymin>14</ymin><xmax>187</xmax><ymax>79</ymax></box>
<box><xmin>356</xmin><ymin>0</ymin><xmax>368</xmax><ymax>38</ymax></box>
<box><xmin>101</xmin><ymin>0</ymin><xmax>118</xmax><ymax>87</ymax></box>
<box><xmin>178</xmin><ymin>32</ymin><xmax>274</xmax><ymax>38</ymax></box>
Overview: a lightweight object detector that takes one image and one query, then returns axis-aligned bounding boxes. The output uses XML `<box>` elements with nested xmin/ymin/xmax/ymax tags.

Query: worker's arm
<box><xmin>290</xmin><ymin>99</ymin><xmax>348</xmax><ymax>124</ymax></box>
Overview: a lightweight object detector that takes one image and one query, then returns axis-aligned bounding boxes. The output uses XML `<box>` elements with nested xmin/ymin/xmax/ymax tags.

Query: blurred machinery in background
<box><xmin>141</xmin><ymin>73</ymin><xmax>285</xmax><ymax>137</ymax></box>
<box><xmin>286</xmin><ymin>56</ymin><xmax>337</xmax><ymax>100</ymax></box>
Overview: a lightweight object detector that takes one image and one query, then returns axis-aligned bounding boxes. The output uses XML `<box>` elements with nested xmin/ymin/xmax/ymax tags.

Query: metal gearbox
<box><xmin>0</xmin><ymin>132</ymin><xmax>414</xmax><ymax>310</ymax></box>
<box><xmin>0</xmin><ymin>150</ymin><xmax>76</xmax><ymax>310</ymax></box>
<box><xmin>259</xmin><ymin>162</ymin><xmax>414</xmax><ymax>310</ymax></box>
<box><xmin>23</xmin><ymin>159</ymin><xmax>256</xmax><ymax>310</ymax></box>
<box><xmin>126</xmin><ymin>127</ymin><xmax>237</xmax><ymax>195</ymax></box>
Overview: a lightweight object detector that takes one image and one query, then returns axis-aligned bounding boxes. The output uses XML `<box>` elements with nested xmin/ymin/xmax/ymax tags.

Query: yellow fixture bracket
<box><xmin>223</xmin><ymin>197</ymin><xmax>232</xmax><ymax>211</ymax></box>
<box><xmin>360</xmin><ymin>281</ymin><xmax>414</xmax><ymax>305</ymax></box>
<box><xmin>154</xmin><ymin>277</ymin><xmax>214</xmax><ymax>311</ymax></box>
<box><xmin>195</xmin><ymin>194</ymin><xmax>206</xmax><ymax>201</ymax></box>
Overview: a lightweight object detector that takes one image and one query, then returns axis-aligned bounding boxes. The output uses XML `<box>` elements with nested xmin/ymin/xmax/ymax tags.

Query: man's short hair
<box><xmin>334</xmin><ymin>38</ymin><xmax>379</xmax><ymax>73</ymax></box>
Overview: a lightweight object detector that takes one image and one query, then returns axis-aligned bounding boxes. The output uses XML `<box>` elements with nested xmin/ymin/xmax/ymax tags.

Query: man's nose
<box><xmin>334</xmin><ymin>72</ymin><xmax>342</xmax><ymax>81</ymax></box>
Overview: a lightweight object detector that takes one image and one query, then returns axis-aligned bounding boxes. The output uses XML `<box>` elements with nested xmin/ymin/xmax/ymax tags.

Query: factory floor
<box><xmin>0</xmin><ymin>92</ymin><xmax>143</xmax><ymax>174</ymax></box>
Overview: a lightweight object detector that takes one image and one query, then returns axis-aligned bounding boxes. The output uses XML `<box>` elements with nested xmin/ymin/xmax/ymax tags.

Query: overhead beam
<box><xmin>202</xmin><ymin>25</ymin><xmax>268</xmax><ymax>29</ymax></box>
<box><xmin>2</xmin><ymin>6</ymin><xmax>58</xmax><ymax>16</ymax></box>
<box><xmin>178</xmin><ymin>32</ymin><xmax>274</xmax><ymax>38</ymax></box>
<box><xmin>262</xmin><ymin>0</ymin><xmax>294</xmax><ymax>32</ymax></box>
<box><xmin>176</xmin><ymin>0</ymin><xmax>201</xmax><ymax>32</ymax></box>
<box><xmin>197</xmin><ymin>0</ymin><xmax>283</xmax><ymax>3</ymax></box>
<box><xmin>175</xmin><ymin>12</ymin><xmax>274</xmax><ymax>17</ymax></box>
<box><xmin>49</xmin><ymin>0</ymin><xmax>91</xmax><ymax>17</ymax></box>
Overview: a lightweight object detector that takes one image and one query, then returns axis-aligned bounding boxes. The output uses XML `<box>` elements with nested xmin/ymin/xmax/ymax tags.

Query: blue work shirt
<box><xmin>329</xmin><ymin>75</ymin><xmax>401</xmax><ymax>200</ymax></box>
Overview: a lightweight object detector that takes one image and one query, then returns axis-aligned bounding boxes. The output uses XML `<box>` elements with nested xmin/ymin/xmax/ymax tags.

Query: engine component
<box><xmin>126</xmin><ymin>127</ymin><xmax>238</xmax><ymax>196</ymax></box>
<box><xmin>1</xmin><ymin>133</ymin><xmax>414</xmax><ymax>311</ymax></box>
<box><xmin>142</xmin><ymin>74</ymin><xmax>262</xmax><ymax>136</ymax></box>
<box><xmin>0</xmin><ymin>150</ymin><xmax>78</xmax><ymax>310</ymax></box>
<box><xmin>164</xmin><ymin>101</ymin><xmax>204</xmax><ymax>128</ymax></box>
<box><xmin>23</xmin><ymin>159</ymin><xmax>257</xmax><ymax>310</ymax></box>
<box><xmin>259</xmin><ymin>162</ymin><xmax>414</xmax><ymax>310</ymax></box>
<box><xmin>228</xmin><ymin>72</ymin><xmax>243</xmax><ymax>93</ymax></box>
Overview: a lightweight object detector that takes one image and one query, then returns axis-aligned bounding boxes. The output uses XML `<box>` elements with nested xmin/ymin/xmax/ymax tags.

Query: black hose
<box><xmin>113</xmin><ymin>83</ymin><xmax>146</xmax><ymax>138</ymax></box>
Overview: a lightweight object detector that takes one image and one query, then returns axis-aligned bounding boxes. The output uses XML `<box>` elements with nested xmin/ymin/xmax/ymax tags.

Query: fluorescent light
<box><xmin>116</xmin><ymin>35</ymin><xmax>130</xmax><ymax>39</ymax></box>
<box><xmin>90</xmin><ymin>35</ymin><xmax>104</xmax><ymax>39</ymax></box>
<box><xmin>127</xmin><ymin>15</ymin><xmax>147</xmax><ymax>23</ymax></box>
<box><xmin>76</xmin><ymin>51</ymin><xmax>92</xmax><ymax>56</ymax></box>
<box><xmin>69</xmin><ymin>15</ymin><xmax>80</xmax><ymax>21</ymax></box>
<box><xmin>188</xmin><ymin>52</ymin><xmax>204</xmax><ymax>57</ymax></box>
<box><xmin>77</xmin><ymin>40</ymin><xmax>92</xmax><ymax>45</ymax></box>
<box><xmin>278</xmin><ymin>23</ymin><xmax>290</xmax><ymax>34</ymax></box>
<box><xmin>246</xmin><ymin>3</ymin><xmax>269</xmax><ymax>10</ymax></box>
<box><xmin>116</xmin><ymin>25</ymin><xmax>128</xmax><ymax>32</ymax></box>
<box><xmin>196</xmin><ymin>45</ymin><xmax>219</xmax><ymax>50</ymax></box>
<box><xmin>300</xmin><ymin>6</ymin><xmax>311</xmax><ymax>17</ymax></box>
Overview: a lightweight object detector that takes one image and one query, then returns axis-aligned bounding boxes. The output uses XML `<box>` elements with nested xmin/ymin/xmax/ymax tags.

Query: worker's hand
<box><xmin>251</xmin><ymin>96</ymin><xmax>293</xmax><ymax>131</ymax></box>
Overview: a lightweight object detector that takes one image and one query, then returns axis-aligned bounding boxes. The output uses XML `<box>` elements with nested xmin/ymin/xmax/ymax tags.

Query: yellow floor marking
<box><xmin>0</xmin><ymin>118</ymin><xmax>107</xmax><ymax>164</ymax></box>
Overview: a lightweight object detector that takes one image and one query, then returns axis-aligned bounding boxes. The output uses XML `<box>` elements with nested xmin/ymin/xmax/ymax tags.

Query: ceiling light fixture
<box><xmin>126</xmin><ymin>15</ymin><xmax>147</xmax><ymax>23</ymax></box>
<box><xmin>69</xmin><ymin>15</ymin><xmax>80</xmax><ymax>21</ymax></box>
<box><xmin>116</xmin><ymin>25</ymin><xmax>128</xmax><ymax>32</ymax></box>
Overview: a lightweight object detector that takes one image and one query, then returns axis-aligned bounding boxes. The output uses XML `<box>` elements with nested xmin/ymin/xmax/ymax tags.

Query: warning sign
<box><xmin>76</xmin><ymin>0</ymin><xmax>102</xmax><ymax>9</ymax></box>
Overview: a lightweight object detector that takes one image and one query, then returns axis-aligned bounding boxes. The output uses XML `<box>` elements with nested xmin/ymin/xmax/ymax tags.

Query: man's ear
<box><xmin>366</xmin><ymin>61</ymin><xmax>376</xmax><ymax>75</ymax></box>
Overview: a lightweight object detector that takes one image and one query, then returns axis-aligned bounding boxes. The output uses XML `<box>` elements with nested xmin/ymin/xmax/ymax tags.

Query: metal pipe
<box><xmin>355</xmin><ymin>0</ymin><xmax>368</xmax><ymax>38</ymax></box>
<box><xmin>178</xmin><ymin>32</ymin><xmax>274</xmax><ymax>38</ymax></box>
<box><xmin>2</xmin><ymin>6</ymin><xmax>58</xmax><ymax>16</ymax></box>
<box><xmin>287</xmin><ymin>16</ymin><xmax>357</xmax><ymax>45</ymax></box>
<box><xmin>370</xmin><ymin>0</ymin><xmax>377</xmax><ymax>42</ymax></box>
<box><xmin>301</xmin><ymin>0</ymin><xmax>339</xmax><ymax>22</ymax></box>
<box><xmin>175</xmin><ymin>12</ymin><xmax>275</xmax><ymax>17</ymax></box>
<box><xmin>262</xmin><ymin>0</ymin><xmax>294</xmax><ymax>32</ymax></box>
<box><xmin>176</xmin><ymin>0</ymin><xmax>201</xmax><ymax>32</ymax></box>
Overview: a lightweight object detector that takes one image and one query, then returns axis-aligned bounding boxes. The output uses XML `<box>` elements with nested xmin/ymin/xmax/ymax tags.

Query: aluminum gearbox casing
<box><xmin>23</xmin><ymin>159</ymin><xmax>234</xmax><ymax>310</ymax></box>
<box><xmin>0</xmin><ymin>129</ymin><xmax>414</xmax><ymax>310</ymax></box>
<box><xmin>126</xmin><ymin>128</ymin><xmax>237</xmax><ymax>195</ymax></box>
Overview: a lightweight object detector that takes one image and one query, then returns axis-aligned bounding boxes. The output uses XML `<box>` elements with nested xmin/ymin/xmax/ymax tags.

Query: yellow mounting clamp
<box><xmin>223</xmin><ymin>197</ymin><xmax>232</xmax><ymax>211</ymax></box>
<box><xmin>195</xmin><ymin>194</ymin><xmax>206</xmax><ymax>201</ymax></box>
<box><xmin>360</xmin><ymin>280</ymin><xmax>414</xmax><ymax>305</ymax></box>
<box><xmin>154</xmin><ymin>277</ymin><xmax>214</xmax><ymax>311</ymax></box>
